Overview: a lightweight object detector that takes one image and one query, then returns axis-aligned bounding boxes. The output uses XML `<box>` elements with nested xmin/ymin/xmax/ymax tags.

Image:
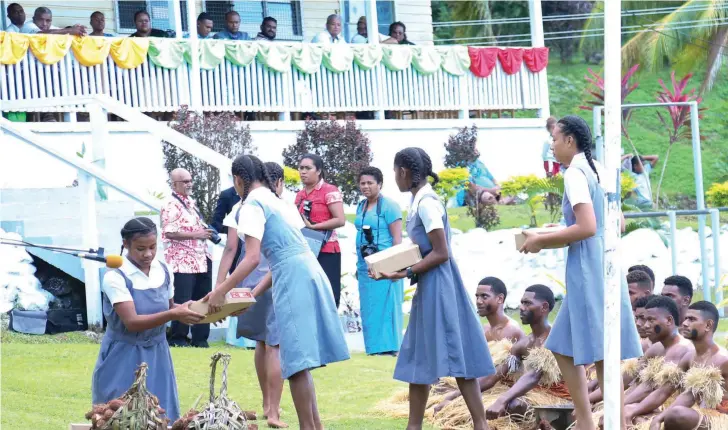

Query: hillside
<box><xmin>544</xmin><ymin>63</ymin><xmax>728</xmax><ymax>203</ymax></box>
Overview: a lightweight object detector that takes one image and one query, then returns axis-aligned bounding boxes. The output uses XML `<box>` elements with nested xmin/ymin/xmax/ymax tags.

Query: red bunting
<box><xmin>468</xmin><ymin>47</ymin><xmax>550</xmax><ymax>78</ymax></box>
<box><xmin>468</xmin><ymin>47</ymin><xmax>499</xmax><ymax>78</ymax></box>
<box><xmin>523</xmin><ymin>47</ymin><xmax>549</xmax><ymax>73</ymax></box>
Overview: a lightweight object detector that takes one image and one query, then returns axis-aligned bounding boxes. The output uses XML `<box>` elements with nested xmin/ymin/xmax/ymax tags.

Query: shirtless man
<box><xmin>628</xmin><ymin>270</ymin><xmax>654</xmax><ymax>308</ymax></box>
<box><xmin>476</xmin><ymin>277</ymin><xmax>525</xmax><ymax>343</ymax></box>
<box><xmin>434</xmin><ymin>285</ymin><xmax>553</xmax><ymax>415</ymax></box>
<box><xmin>661</xmin><ymin>275</ymin><xmax>693</xmax><ymax>324</ymax></box>
<box><xmin>649</xmin><ymin>301</ymin><xmax>728</xmax><ymax>430</ymax></box>
<box><xmin>485</xmin><ymin>285</ymin><xmax>556</xmax><ymax>420</ymax></box>
<box><xmin>629</xmin><ymin>264</ymin><xmax>655</xmax><ymax>290</ymax></box>
<box><xmin>623</xmin><ymin>296</ymin><xmax>694</xmax><ymax>409</ymax></box>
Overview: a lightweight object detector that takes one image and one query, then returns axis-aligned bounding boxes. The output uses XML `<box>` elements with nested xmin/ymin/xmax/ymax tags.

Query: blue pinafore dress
<box><xmin>394</xmin><ymin>194</ymin><xmax>495</xmax><ymax>385</ymax></box>
<box><xmin>234</xmin><ymin>208</ymin><xmax>279</xmax><ymax>346</ymax></box>
<box><xmin>248</xmin><ymin>198</ymin><xmax>349</xmax><ymax>379</ymax></box>
<box><xmin>91</xmin><ymin>265</ymin><xmax>180</xmax><ymax>422</ymax></box>
<box><xmin>544</xmin><ymin>163</ymin><xmax>642</xmax><ymax>365</ymax></box>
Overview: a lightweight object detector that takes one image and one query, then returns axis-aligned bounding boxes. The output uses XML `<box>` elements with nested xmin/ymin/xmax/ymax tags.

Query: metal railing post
<box><xmin>668</xmin><ymin>211</ymin><xmax>678</xmax><ymax>275</ymax></box>
<box><xmin>711</xmin><ymin>209</ymin><xmax>724</xmax><ymax>316</ymax></box>
<box><xmin>689</xmin><ymin>101</ymin><xmax>710</xmax><ymax>299</ymax></box>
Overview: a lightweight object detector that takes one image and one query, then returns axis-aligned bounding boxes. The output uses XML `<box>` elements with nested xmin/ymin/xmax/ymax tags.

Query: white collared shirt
<box><xmin>102</xmin><ymin>257</ymin><xmax>175</xmax><ymax>305</ymax></box>
<box><xmin>311</xmin><ymin>31</ymin><xmax>347</xmax><ymax>44</ymax></box>
<box><xmin>564</xmin><ymin>152</ymin><xmax>604</xmax><ymax>209</ymax></box>
<box><xmin>5</xmin><ymin>23</ymin><xmax>22</xmax><ymax>33</ymax></box>
<box><xmin>408</xmin><ymin>183</ymin><xmax>445</xmax><ymax>233</ymax></box>
<box><xmin>237</xmin><ymin>187</ymin><xmax>305</xmax><ymax>241</ymax></box>
<box><xmin>20</xmin><ymin>22</ymin><xmax>59</xmax><ymax>34</ymax></box>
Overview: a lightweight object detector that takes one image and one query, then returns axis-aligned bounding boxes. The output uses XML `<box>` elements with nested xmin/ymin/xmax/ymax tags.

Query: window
<box><xmin>116</xmin><ymin>0</ymin><xmax>188</xmax><ymax>34</ymax></box>
<box><xmin>203</xmin><ymin>1</ymin><xmax>302</xmax><ymax>40</ymax></box>
<box><xmin>341</xmin><ymin>0</ymin><xmax>395</xmax><ymax>42</ymax></box>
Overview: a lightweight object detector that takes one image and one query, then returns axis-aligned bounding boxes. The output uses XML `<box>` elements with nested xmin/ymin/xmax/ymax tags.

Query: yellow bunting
<box><xmin>109</xmin><ymin>37</ymin><xmax>149</xmax><ymax>69</ymax></box>
<box><xmin>27</xmin><ymin>34</ymin><xmax>73</xmax><ymax>65</ymax></box>
<box><xmin>0</xmin><ymin>31</ymin><xmax>30</xmax><ymax>65</ymax></box>
<box><xmin>71</xmin><ymin>36</ymin><xmax>112</xmax><ymax>67</ymax></box>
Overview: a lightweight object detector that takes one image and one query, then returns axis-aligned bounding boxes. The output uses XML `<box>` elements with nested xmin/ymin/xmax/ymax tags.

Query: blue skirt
<box><xmin>236</xmin><ymin>288</ymin><xmax>279</xmax><ymax>346</ymax></box>
<box><xmin>357</xmin><ymin>270</ymin><xmax>403</xmax><ymax>355</ymax></box>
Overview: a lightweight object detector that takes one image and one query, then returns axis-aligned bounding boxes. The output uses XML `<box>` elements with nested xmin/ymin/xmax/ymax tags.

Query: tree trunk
<box><xmin>654</xmin><ymin>141</ymin><xmax>674</xmax><ymax>210</ymax></box>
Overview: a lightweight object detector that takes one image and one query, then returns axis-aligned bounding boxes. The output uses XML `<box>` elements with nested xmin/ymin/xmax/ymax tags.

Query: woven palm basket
<box><xmin>185</xmin><ymin>353</ymin><xmax>250</xmax><ymax>430</ymax></box>
<box><xmin>98</xmin><ymin>363</ymin><xmax>168</xmax><ymax>430</ymax></box>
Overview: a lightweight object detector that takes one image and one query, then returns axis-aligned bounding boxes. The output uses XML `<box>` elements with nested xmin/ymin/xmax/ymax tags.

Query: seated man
<box><xmin>628</xmin><ymin>269</ymin><xmax>654</xmax><ymax>308</ymax></box>
<box><xmin>629</xmin><ymin>264</ymin><xmax>656</xmax><ymax>290</ymax></box>
<box><xmin>89</xmin><ymin>11</ymin><xmax>114</xmax><ymax>37</ymax></box>
<box><xmin>433</xmin><ymin>285</ymin><xmax>566</xmax><ymax>428</ymax></box>
<box><xmin>662</xmin><ymin>275</ymin><xmax>694</xmax><ymax>324</ymax></box>
<box><xmin>649</xmin><ymin>301</ymin><xmax>728</xmax><ymax>430</ymax></box>
<box><xmin>476</xmin><ymin>277</ymin><xmax>525</xmax><ymax>344</ymax></box>
<box><xmin>21</xmin><ymin>6</ymin><xmax>85</xmax><ymax>35</ymax></box>
<box><xmin>213</xmin><ymin>11</ymin><xmax>249</xmax><ymax>40</ymax></box>
<box><xmin>621</xmin><ymin>296</ymin><xmax>694</xmax><ymax>421</ymax></box>
<box><xmin>626</xmin><ymin>154</ymin><xmax>659</xmax><ymax>209</ymax></box>
<box><xmin>311</xmin><ymin>14</ymin><xmax>346</xmax><ymax>44</ymax></box>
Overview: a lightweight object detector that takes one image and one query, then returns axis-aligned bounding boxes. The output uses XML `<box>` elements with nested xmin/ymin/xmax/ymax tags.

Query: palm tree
<box><xmin>621</xmin><ymin>0</ymin><xmax>728</xmax><ymax>94</ymax></box>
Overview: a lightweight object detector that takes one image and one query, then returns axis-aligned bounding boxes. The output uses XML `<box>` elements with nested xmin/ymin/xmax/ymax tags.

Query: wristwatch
<box><xmin>406</xmin><ymin>267</ymin><xmax>414</xmax><ymax>279</ymax></box>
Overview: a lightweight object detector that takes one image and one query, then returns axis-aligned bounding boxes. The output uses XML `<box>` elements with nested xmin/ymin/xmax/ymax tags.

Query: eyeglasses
<box><xmin>174</xmin><ymin>179</ymin><xmax>193</xmax><ymax>185</ymax></box>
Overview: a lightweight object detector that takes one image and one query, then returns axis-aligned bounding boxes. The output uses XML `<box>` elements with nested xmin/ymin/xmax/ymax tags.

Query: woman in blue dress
<box><xmin>376</xmin><ymin>148</ymin><xmax>495</xmax><ymax>430</ymax></box>
<box><xmin>92</xmin><ymin>217</ymin><xmax>205</xmax><ymax>422</ymax></box>
<box><xmin>216</xmin><ymin>162</ymin><xmax>286</xmax><ymax>428</ymax></box>
<box><xmin>355</xmin><ymin>166</ymin><xmax>404</xmax><ymax>356</ymax></box>
<box><xmin>205</xmin><ymin>155</ymin><xmax>349</xmax><ymax>430</ymax></box>
<box><xmin>519</xmin><ymin>115</ymin><xmax>642</xmax><ymax>429</ymax></box>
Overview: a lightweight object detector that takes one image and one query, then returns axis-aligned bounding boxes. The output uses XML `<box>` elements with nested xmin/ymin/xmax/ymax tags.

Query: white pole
<box><xmin>366</xmin><ymin>0</ymin><xmax>380</xmax><ymax>45</ymax></box>
<box><xmin>171</xmin><ymin>0</ymin><xmax>183</xmax><ymax>39</ymax></box>
<box><xmin>603</xmin><ymin>0</ymin><xmax>622</xmax><ymax>429</ymax></box>
<box><xmin>528</xmin><ymin>0</ymin><xmax>550</xmax><ymax>119</ymax></box>
<box><xmin>186</xmin><ymin>0</ymin><xmax>202</xmax><ymax>111</ymax></box>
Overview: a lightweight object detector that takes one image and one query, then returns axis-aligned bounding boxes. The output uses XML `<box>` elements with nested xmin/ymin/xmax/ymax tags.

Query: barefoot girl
<box><xmin>519</xmin><ymin>115</ymin><xmax>642</xmax><ymax>429</ymax></box>
<box><xmin>377</xmin><ymin>147</ymin><xmax>495</xmax><ymax>430</ymax></box>
<box><xmin>92</xmin><ymin>217</ymin><xmax>204</xmax><ymax>422</ymax></box>
<box><xmin>207</xmin><ymin>155</ymin><xmax>349</xmax><ymax>430</ymax></box>
<box><xmin>216</xmin><ymin>162</ymin><xmax>287</xmax><ymax>428</ymax></box>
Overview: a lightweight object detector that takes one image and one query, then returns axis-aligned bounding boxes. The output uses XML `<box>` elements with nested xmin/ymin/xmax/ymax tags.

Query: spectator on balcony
<box><xmin>350</xmin><ymin>16</ymin><xmax>390</xmax><ymax>44</ymax></box>
<box><xmin>254</xmin><ymin>16</ymin><xmax>277</xmax><ymax>41</ymax></box>
<box><xmin>311</xmin><ymin>14</ymin><xmax>346</xmax><ymax>44</ymax></box>
<box><xmin>388</xmin><ymin>21</ymin><xmax>414</xmax><ymax>45</ymax></box>
<box><xmin>213</xmin><ymin>11</ymin><xmax>250</xmax><ymax>40</ymax></box>
<box><xmin>5</xmin><ymin>3</ymin><xmax>26</xmax><ymax>33</ymax></box>
<box><xmin>89</xmin><ymin>11</ymin><xmax>114</xmax><ymax>37</ymax></box>
<box><xmin>128</xmin><ymin>10</ymin><xmax>168</xmax><ymax>38</ymax></box>
<box><xmin>21</xmin><ymin>7</ymin><xmax>85</xmax><ymax>35</ymax></box>
<box><xmin>184</xmin><ymin>12</ymin><xmax>213</xmax><ymax>39</ymax></box>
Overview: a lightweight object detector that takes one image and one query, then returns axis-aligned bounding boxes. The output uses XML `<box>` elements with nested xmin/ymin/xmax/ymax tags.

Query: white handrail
<box><xmin>0</xmin><ymin>116</ymin><xmax>161</xmax><ymax>212</ymax></box>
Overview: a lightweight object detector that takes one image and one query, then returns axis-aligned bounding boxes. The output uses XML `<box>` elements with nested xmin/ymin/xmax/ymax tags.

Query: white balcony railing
<box><xmin>0</xmin><ymin>39</ymin><xmax>548</xmax><ymax>117</ymax></box>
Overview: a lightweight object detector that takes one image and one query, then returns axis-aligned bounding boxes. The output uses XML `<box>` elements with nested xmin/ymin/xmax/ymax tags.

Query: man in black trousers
<box><xmin>211</xmin><ymin>186</ymin><xmax>242</xmax><ymax>274</ymax></box>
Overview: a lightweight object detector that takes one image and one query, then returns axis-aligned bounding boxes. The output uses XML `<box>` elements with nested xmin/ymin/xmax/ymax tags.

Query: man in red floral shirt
<box><xmin>161</xmin><ymin>168</ymin><xmax>213</xmax><ymax>347</ymax></box>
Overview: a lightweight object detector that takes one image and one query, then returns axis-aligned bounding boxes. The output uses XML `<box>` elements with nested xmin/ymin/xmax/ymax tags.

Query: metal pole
<box><xmin>668</xmin><ymin>211</ymin><xmax>678</xmax><ymax>275</ymax></box>
<box><xmin>690</xmin><ymin>101</ymin><xmax>710</xmax><ymax>299</ymax></box>
<box><xmin>528</xmin><ymin>0</ymin><xmax>550</xmax><ymax>118</ymax></box>
<box><xmin>602</xmin><ymin>0</ymin><xmax>622</xmax><ymax>428</ymax></box>
<box><xmin>711</xmin><ymin>209</ymin><xmax>723</xmax><ymax>316</ymax></box>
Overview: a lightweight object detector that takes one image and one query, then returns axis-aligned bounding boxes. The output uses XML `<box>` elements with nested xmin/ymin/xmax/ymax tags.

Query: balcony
<box><xmin>0</xmin><ymin>33</ymin><xmax>549</xmax><ymax>119</ymax></box>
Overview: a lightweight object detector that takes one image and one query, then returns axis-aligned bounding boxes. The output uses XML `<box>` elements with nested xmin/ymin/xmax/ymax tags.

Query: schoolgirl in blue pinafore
<box><xmin>394</xmin><ymin>183</ymin><xmax>495</xmax><ymax>384</ymax></box>
<box><xmin>238</xmin><ymin>187</ymin><xmax>349</xmax><ymax>379</ymax></box>
<box><xmin>543</xmin><ymin>154</ymin><xmax>642</xmax><ymax>365</ymax></box>
<box><xmin>227</xmin><ymin>204</ymin><xmax>279</xmax><ymax>346</ymax></box>
<box><xmin>91</xmin><ymin>258</ymin><xmax>181</xmax><ymax>422</ymax></box>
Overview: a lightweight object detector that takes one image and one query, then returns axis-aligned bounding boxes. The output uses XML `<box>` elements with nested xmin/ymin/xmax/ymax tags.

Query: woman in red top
<box><xmin>295</xmin><ymin>154</ymin><xmax>347</xmax><ymax>308</ymax></box>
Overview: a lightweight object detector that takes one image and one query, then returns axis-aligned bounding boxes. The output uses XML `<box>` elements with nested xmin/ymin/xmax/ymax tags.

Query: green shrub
<box><xmin>707</xmin><ymin>181</ymin><xmax>728</xmax><ymax>207</ymax></box>
<box><xmin>433</xmin><ymin>167</ymin><xmax>469</xmax><ymax>205</ymax></box>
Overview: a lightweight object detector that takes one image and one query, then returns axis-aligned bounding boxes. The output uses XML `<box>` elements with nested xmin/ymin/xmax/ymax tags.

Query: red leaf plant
<box><xmin>579</xmin><ymin>64</ymin><xmax>640</xmax><ymax>139</ymax></box>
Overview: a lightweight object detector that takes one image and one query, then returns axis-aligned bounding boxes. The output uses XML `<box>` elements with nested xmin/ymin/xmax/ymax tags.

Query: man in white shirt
<box><xmin>5</xmin><ymin>3</ymin><xmax>25</xmax><ymax>33</ymax></box>
<box><xmin>21</xmin><ymin>6</ymin><xmax>85</xmax><ymax>36</ymax></box>
<box><xmin>349</xmin><ymin>16</ymin><xmax>391</xmax><ymax>44</ymax></box>
<box><xmin>311</xmin><ymin>14</ymin><xmax>346</xmax><ymax>44</ymax></box>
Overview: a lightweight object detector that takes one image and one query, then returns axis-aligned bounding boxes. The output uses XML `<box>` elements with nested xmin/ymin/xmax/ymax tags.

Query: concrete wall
<box><xmin>1</xmin><ymin>118</ymin><xmax>549</xmax><ymax>212</ymax></box>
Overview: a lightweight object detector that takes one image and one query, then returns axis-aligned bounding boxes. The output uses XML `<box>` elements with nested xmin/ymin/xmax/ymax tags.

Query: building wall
<box><xmin>10</xmin><ymin>0</ymin><xmax>433</xmax><ymax>44</ymax></box>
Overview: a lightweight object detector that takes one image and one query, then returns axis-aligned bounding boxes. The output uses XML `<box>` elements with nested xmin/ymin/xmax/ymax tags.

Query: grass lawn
<box><xmin>1</xmin><ymin>331</ymin><xmax>434</xmax><ymax>430</ymax></box>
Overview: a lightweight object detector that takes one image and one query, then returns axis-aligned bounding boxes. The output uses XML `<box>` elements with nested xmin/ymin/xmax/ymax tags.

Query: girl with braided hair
<box><xmin>206</xmin><ymin>155</ymin><xmax>349</xmax><ymax>429</ymax></box>
<box><xmin>519</xmin><ymin>115</ymin><xmax>641</xmax><ymax>429</ymax></box>
<box><xmin>378</xmin><ymin>147</ymin><xmax>495</xmax><ymax>430</ymax></box>
<box><xmin>216</xmin><ymin>161</ymin><xmax>287</xmax><ymax>428</ymax></box>
<box><xmin>92</xmin><ymin>217</ymin><xmax>205</xmax><ymax>423</ymax></box>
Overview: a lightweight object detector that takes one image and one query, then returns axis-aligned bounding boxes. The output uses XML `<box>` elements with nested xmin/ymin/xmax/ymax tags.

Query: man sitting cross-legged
<box><xmin>648</xmin><ymin>301</ymin><xmax>728</xmax><ymax>430</ymax></box>
<box><xmin>478</xmin><ymin>277</ymin><xmax>526</xmax><ymax>344</ymax></box>
<box><xmin>432</xmin><ymin>285</ymin><xmax>570</xmax><ymax>430</ymax></box>
<box><xmin>618</xmin><ymin>296</ymin><xmax>694</xmax><ymax>425</ymax></box>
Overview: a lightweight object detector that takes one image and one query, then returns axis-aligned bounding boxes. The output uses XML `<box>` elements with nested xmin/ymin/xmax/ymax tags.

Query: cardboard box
<box><xmin>514</xmin><ymin>226</ymin><xmax>565</xmax><ymax>250</ymax></box>
<box><xmin>189</xmin><ymin>288</ymin><xmax>256</xmax><ymax>324</ymax></box>
<box><xmin>365</xmin><ymin>243</ymin><xmax>422</xmax><ymax>280</ymax></box>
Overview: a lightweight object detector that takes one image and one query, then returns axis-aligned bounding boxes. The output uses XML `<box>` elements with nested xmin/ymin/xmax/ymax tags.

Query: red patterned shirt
<box><xmin>295</xmin><ymin>180</ymin><xmax>343</xmax><ymax>254</ymax></box>
<box><xmin>161</xmin><ymin>192</ymin><xmax>211</xmax><ymax>273</ymax></box>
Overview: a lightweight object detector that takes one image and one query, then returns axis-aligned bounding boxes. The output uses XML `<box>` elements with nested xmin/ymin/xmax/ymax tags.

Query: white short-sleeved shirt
<box><xmin>5</xmin><ymin>23</ymin><xmax>21</xmax><ymax>33</ymax></box>
<box><xmin>222</xmin><ymin>201</ymin><xmax>242</xmax><ymax>232</ymax></box>
<box><xmin>102</xmin><ymin>257</ymin><xmax>175</xmax><ymax>305</ymax></box>
<box><xmin>20</xmin><ymin>22</ymin><xmax>59</xmax><ymax>34</ymax></box>
<box><xmin>237</xmin><ymin>187</ymin><xmax>305</xmax><ymax>241</ymax></box>
<box><xmin>311</xmin><ymin>31</ymin><xmax>347</xmax><ymax>44</ymax></box>
<box><xmin>409</xmin><ymin>183</ymin><xmax>445</xmax><ymax>233</ymax></box>
<box><xmin>564</xmin><ymin>152</ymin><xmax>604</xmax><ymax>209</ymax></box>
